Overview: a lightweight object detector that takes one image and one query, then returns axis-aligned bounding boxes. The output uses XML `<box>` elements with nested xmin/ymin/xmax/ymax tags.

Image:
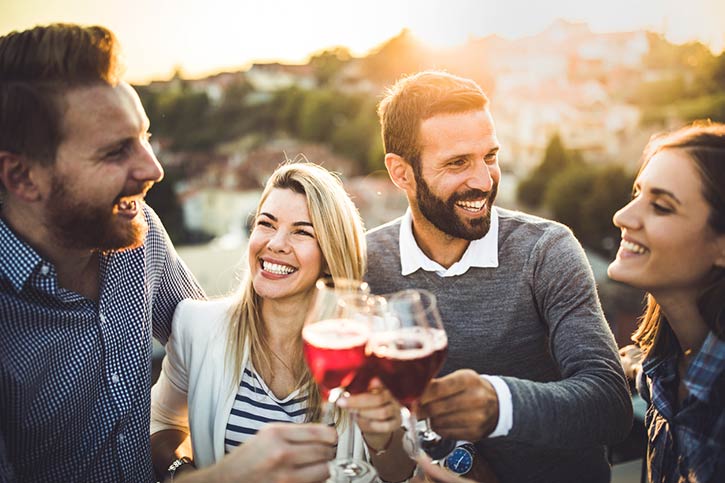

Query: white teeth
<box><xmin>456</xmin><ymin>199</ymin><xmax>485</xmax><ymax>212</ymax></box>
<box><xmin>117</xmin><ymin>199</ymin><xmax>137</xmax><ymax>211</ymax></box>
<box><xmin>262</xmin><ymin>261</ymin><xmax>296</xmax><ymax>275</ymax></box>
<box><xmin>621</xmin><ymin>240</ymin><xmax>648</xmax><ymax>254</ymax></box>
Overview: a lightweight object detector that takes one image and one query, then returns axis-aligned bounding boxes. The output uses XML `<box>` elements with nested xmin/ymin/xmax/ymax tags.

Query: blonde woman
<box><xmin>150</xmin><ymin>163</ymin><xmax>412</xmax><ymax>483</ymax></box>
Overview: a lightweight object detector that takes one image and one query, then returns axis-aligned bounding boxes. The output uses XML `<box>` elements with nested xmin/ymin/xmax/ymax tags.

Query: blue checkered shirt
<box><xmin>0</xmin><ymin>205</ymin><xmax>205</xmax><ymax>482</ymax></box>
<box><xmin>639</xmin><ymin>329</ymin><xmax>725</xmax><ymax>483</ymax></box>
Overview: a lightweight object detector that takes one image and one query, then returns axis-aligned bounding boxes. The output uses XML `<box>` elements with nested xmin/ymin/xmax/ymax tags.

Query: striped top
<box><xmin>224</xmin><ymin>364</ymin><xmax>308</xmax><ymax>452</ymax></box>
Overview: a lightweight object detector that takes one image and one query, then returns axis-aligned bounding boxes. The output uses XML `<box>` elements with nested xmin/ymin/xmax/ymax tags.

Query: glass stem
<box><xmin>400</xmin><ymin>405</ymin><xmax>421</xmax><ymax>457</ymax></box>
<box><xmin>322</xmin><ymin>387</ymin><xmax>345</xmax><ymax>426</ymax></box>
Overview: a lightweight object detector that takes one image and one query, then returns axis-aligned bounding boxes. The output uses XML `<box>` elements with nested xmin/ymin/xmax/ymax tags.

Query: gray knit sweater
<box><xmin>366</xmin><ymin>208</ymin><xmax>633</xmax><ymax>483</ymax></box>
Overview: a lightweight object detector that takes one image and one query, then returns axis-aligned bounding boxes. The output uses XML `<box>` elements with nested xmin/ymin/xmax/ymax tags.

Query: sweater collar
<box><xmin>399</xmin><ymin>207</ymin><xmax>499</xmax><ymax>277</ymax></box>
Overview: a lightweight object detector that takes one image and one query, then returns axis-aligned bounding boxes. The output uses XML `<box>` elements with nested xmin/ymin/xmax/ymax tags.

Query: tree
<box><xmin>580</xmin><ymin>165</ymin><xmax>633</xmax><ymax>256</ymax></box>
<box><xmin>544</xmin><ymin>164</ymin><xmax>633</xmax><ymax>257</ymax></box>
<box><xmin>144</xmin><ymin>167</ymin><xmax>187</xmax><ymax>243</ymax></box>
<box><xmin>309</xmin><ymin>47</ymin><xmax>351</xmax><ymax>86</ymax></box>
<box><xmin>517</xmin><ymin>133</ymin><xmax>576</xmax><ymax>207</ymax></box>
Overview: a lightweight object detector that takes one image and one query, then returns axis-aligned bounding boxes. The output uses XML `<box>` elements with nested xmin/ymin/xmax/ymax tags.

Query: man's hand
<box><xmin>410</xmin><ymin>453</ymin><xmax>499</xmax><ymax>483</ymax></box>
<box><xmin>418</xmin><ymin>369</ymin><xmax>499</xmax><ymax>441</ymax></box>
<box><xmin>178</xmin><ymin>423</ymin><xmax>337</xmax><ymax>483</ymax></box>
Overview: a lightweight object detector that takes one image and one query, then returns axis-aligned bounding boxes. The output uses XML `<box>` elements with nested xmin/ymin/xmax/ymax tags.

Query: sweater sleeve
<box><xmin>501</xmin><ymin>226</ymin><xmax>633</xmax><ymax>448</ymax></box>
<box><xmin>150</xmin><ymin>300</ymin><xmax>192</xmax><ymax>435</ymax></box>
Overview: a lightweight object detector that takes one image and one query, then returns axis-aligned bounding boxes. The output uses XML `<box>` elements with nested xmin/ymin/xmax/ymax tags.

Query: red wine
<box><xmin>428</xmin><ymin>329</ymin><xmax>448</xmax><ymax>379</ymax></box>
<box><xmin>367</xmin><ymin>329</ymin><xmax>435</xmax><ymax>407</ymax></box>
<box><xmin>302</xmin><ymin>319</ymin><xmax>369</xmax><ymax>397</ymax></box>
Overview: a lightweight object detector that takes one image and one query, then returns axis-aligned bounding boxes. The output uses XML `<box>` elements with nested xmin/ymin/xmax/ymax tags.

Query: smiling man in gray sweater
<box><xmin>366</xmin><ymin>71</ymin><xmax>633</xmax><ymax>483</ymax></box>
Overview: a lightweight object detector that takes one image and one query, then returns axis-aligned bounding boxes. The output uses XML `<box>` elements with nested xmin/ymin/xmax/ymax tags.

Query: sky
<box><xmin>2</xmin><ymin>0</ymin><xmax>724</xmax><ymax>84</ymax></box>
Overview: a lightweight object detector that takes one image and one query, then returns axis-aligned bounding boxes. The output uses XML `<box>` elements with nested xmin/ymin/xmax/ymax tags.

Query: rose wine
<box><xmin>344</xmin><ymin>360</ymin><xmax>374</xmax><ymax>394</ymax></box>
<box><xmin>302</xmin><ymin>319</ymin><xmax>369</xmax><ymax>397</ymax></box>
<box><xmin>368</xmin><ymin>328</ymin><xmax>435</xmax><ymax>407</ymax></box>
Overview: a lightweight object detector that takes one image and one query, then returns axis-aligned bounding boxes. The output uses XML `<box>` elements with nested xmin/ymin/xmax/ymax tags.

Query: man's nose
<box><xmin>467</xmin><ymin>162</ymin><xmax>493</xmax><ymax>192</ymax></box>
<box><xmin>132</xmin><ymin>143</ymin><xmax>164</xmax><ymax>183</ymax></box>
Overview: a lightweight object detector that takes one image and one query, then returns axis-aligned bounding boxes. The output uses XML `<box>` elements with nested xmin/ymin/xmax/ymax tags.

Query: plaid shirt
<box><xmin>639</xmin><ymin>329</ymin><xmax>725</xmax><ymax>483</ymax></box>
<box><xmin>0</xmin><ymin>205</ymin><xmax>205</xmax><ymax>482</ymax></box>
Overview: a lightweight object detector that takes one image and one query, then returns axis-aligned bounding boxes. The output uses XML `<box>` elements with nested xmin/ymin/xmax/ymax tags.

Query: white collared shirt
<box><xmin>399</xmin><ymin>207</ymin><xmax>499</xmax><ymax>277</ymax></box>
<box><xmin>397</xmin><ymin>206</ymin><xmax>513</xmax><ymax>438</ymax></box>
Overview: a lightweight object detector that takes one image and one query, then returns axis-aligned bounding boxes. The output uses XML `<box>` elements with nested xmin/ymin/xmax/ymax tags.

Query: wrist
<box><xmin>165</xmin><ymin>456</ymin><xmax>194</xmax><ymax>481</ymax></box>
<box><xmin>363</xmin><ymin>431</ymin><xmax>394</xmax><ymax>456</ymax></box>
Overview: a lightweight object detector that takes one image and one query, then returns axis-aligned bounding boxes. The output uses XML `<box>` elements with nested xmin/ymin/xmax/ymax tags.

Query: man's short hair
<box><xmin>0</xmin><ymin>24</ymin><xmax>123</xmax><ymax>166</ymax></box>
<box><xmin>377</xmin><ymin>71</ymin><xmax>489</xmax><ymax>169</ymax></box>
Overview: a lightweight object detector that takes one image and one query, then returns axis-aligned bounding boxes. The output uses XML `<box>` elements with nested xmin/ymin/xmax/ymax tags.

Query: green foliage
<box><xmin>544</xmin><ymin>165</ymin><xmax>597</xmax><ymax>236</ymax></box>
<box><xmin>516</xmin><ymin>133</ymin><xmax>576</xmax><ymax>207</ymax></box>
<box><xmin>330</xmin><ymin>98</ymin><xmax>381</xmax><ymax>174</ymax></box>
<box><xmin>296</xmin><ymin>89</ymin><xmax>341</xmax><ymax>141</ymax></box>
<box><xmin>138</xmin><ymin>80</ymin><xmax>383</xmax><ymax>176</ymax></box>
<box><xmin>309</xmin><ymin>47</ymin><xmax>351</xmax><ymax>86</ymax></box>
<box><xmin>545</xmin><ymin>164</ymin><xmax>633</xmax><ymax>256</ymax></box>
<box><xmin>641</xmin><ymin>92</ymin><xmax>725</xmax><ymax>125</ymax></box>
<box><xmin>144</xmin><ymin>167</ymin><xmax>187</xmax><ymax>243</ymax></box>
<box><xmin>637</xmin><ymin>33</ymin><xmax>725</xmax><ymax>126</ymax></box>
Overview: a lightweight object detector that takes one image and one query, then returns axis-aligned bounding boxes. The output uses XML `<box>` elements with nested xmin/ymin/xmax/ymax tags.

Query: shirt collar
<box><xmin>0</xmin><ymin>215</ymin><xmax>46</xmax><ymax>292</ymax></box>
<box><xmin>683</xmin><ymin>331</ymin><xmax>725</xmax><ymax>403</ymax></box>
<box><xmin>399</xmin><ymin>206</ymin><xmax>499</xmax><ymax>277</ymax></box>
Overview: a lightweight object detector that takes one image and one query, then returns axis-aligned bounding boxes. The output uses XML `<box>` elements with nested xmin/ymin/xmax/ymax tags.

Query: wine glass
<box><xmin>413</xmin><ymin>298</ymin><xmax>456</xmax><ymax>461</ymax></box>
<box><xmin>368</xmin><ymin>289</ymin><xmax>454</xmax><ymax>460</ymax></box>
<box><xmin>301</xmin><ymin>278</ymin><xmax>378</xmax><ymax>482</ymax></box>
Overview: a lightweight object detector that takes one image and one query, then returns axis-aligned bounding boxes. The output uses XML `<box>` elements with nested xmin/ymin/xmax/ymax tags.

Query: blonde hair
<box><xmin>226</xmin><ymin>162</ymin><xmax>366</xmax><ymax>422</ymax></box>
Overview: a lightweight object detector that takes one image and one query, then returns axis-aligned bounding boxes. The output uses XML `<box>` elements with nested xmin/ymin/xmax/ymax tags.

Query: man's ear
<box><xmin>0</xmin><ymin>151</ymin><xmax>43</xmax><ymax>202</ymax></box>
<box><xmin>384</xmin><ymin>153</ymin><xmax>415</xmax><ymax>192</ymax></box>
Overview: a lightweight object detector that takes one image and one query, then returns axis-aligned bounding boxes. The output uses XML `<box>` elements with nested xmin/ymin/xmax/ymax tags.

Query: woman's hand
<box><xmin>619</xmin><ymin>344</ymin><xmax>643</xmax><ymax>382</ymax></box>
<box><xmin>177</xmin><ymin>423</ymin><xmax>337</xmax><ymax>483</ymax></box>
<box><xmin>337</xmin><ymin>378</ymin><xmax>401</xmax><ymax>452</ymax></box>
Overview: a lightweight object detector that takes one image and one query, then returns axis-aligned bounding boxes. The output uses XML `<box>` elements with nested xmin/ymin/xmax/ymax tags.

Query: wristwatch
<box><xmin>444</xmin><ymin>443</ymin><xmax>476</xmax><ymax>476</ymax></box>
<box><xmin>166</xmin><ymin>456</ymin><xmax>193</xmax><ymax>481</ymax></box>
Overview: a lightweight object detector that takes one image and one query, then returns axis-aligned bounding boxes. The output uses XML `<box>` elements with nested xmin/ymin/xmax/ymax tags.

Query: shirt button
<box><xmin>40</xmin><ymin>265</ymin><xmax>50</xmax><ymax>276</ymax></box>
<box><xmin>111</xmin><ymin>373</ymin><xmax>120</xmax><ymax>384</ymax></box>
<box><xmin>118</xmin><ymin>433</ymin><xmax>125</xmax><ymax>442</ymax></box>
<box><xmin>100</xmin><ymin>314</ymin><xmax>107</xmax><ymax>323</ymax></box>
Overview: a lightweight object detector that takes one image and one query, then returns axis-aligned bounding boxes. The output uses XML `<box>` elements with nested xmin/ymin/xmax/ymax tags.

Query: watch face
<box><xmin>445</xmin><ymin>447</ymin><xmax>473</xmax><ymax>475</ymax></box>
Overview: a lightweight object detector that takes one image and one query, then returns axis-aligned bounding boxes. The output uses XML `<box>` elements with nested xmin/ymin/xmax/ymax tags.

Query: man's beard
<box><xmin>414</xmin><ymin>168</ymin><xmax>498</xmax><ymax>241</ymax></box>
<box><xmin>45</xmin><ymin>175</ymin><xmax>149</xmax><ymax>252</ymax></box>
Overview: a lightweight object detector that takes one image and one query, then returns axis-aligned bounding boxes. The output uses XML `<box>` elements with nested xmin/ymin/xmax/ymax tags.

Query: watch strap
<box><xmin>444</xmin><ymin>442</ymin><xmax>477</xmax><ymax>475</ymax></box>
<box><xmin>166</xmin><ymin>456</ymin><xmax>193</xmax><ymax>481</ymax></box>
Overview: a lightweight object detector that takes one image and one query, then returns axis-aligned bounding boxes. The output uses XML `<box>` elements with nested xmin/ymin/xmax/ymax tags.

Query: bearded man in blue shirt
<box><xmin>0</xmin><ymin>24</ymin><xmax>207</xmax><ymax>482</ymax></box>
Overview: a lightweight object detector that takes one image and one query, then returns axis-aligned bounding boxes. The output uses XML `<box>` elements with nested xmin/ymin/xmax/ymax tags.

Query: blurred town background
<box><xmin>139</xmin><ymin>20</ymin><xmax>725</xmax><ymax>349</ymax></box>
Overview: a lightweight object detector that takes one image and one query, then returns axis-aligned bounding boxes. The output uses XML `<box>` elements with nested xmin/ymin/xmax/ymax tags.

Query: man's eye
<box><xmin>106</xmin><ymin>148</ymin><xmax>126</xmax><ymax>159</ymax></box>
<box><xmin>106</xmin><ymin>142</ymin><xmax>130</xmax><ymax>159</ymax></box>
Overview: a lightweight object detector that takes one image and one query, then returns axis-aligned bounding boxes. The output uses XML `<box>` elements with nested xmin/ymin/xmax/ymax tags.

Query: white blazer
<box><xmin>150</xmin><ymin>297</ymin><xmax>367</xmax><ymax>468</ymax></box>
